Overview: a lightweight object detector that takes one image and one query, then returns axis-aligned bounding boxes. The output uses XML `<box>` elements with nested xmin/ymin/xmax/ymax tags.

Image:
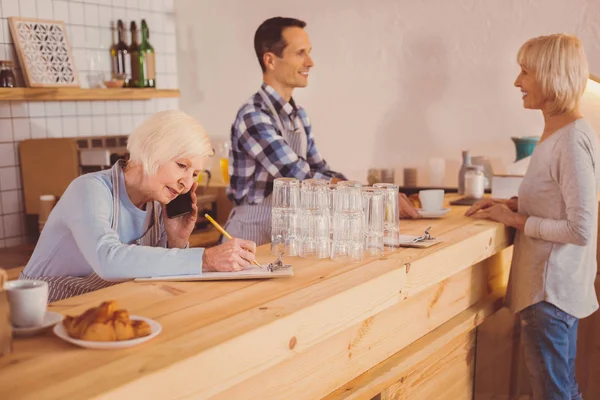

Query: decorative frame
<box><xmin>8</xmin><ymin>17</ymin><xmax>80</xmax><ymax>88</ymax></box>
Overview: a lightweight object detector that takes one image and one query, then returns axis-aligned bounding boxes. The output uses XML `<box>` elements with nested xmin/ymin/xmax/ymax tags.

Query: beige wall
<box><xmin>175</xmin><ymin>0</ymin><xmax>600</xmax><ymax>185</ymax></box>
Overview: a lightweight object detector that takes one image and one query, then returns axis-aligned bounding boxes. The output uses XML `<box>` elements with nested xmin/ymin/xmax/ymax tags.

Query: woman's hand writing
<box><xmin>202</xmin><ymin>238</ymin><xmax>257</xmax><ymax>272</ymax></box>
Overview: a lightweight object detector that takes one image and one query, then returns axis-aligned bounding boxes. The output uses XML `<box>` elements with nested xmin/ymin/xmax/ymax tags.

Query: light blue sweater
<box><xmin>23</xmin><ymin>169</ymin><xmax>204</xmax><ymax>280</ymax></box>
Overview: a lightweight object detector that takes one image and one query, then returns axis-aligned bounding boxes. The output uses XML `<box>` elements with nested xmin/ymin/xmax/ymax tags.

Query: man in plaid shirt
<box><xmin>222</xmin><ymin>17</ymin><xmax>417</xmax><ymax>246</ymax></box>
<box><xmin>227</xmin><ymin>83</ymin><xmax>345</xmax><ymax>206</ymax></box>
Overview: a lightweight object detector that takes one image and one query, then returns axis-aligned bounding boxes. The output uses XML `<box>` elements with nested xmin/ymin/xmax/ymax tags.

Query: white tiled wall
<box><xmin>0</xmin><ymin>0</ymin><xmax>180</xmax><ymax>248</ymax></box>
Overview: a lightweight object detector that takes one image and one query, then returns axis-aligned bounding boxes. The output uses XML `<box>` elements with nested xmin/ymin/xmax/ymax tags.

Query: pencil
<box><xmin>204</xmin><ymin>213</ymin><xmax>262</xmax><ymax>268</ymax></box>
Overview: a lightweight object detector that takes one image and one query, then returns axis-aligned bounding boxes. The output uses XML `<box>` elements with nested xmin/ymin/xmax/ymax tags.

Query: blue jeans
<box><xmin>519</xmin><ymin>301</ymin><xmax>582</xmax><ymax>400</ymax></box>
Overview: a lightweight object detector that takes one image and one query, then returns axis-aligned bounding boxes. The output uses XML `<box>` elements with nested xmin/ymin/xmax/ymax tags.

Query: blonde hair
<box><xmin>127</xmin><ymin>110</ymin><xmax>213</xmax><ymax>175</ymax></box>
<box><xmin>517</xmin><ymin>34</ymin><xmax>589</xmax><ymax>115</ymax></box>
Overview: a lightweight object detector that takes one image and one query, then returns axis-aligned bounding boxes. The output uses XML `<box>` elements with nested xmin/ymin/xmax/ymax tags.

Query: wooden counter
<box><xmin>0</xmin><ymin>202</ymin><xmax>514</xmax><ymax>400</ymax></box>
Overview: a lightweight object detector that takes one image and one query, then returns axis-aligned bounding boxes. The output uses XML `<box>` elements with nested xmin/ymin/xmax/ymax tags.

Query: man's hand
<box><xmin>399</xmin><ymin>193</ymin><xmax>420</xmax><ymax>219</ymax></box>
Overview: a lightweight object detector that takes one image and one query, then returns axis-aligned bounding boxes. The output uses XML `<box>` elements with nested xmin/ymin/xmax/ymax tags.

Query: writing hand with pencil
<box><xmin>202</xmin><ymin>214</ymin><xmax>261</xmax><ymax>272</ymax></box>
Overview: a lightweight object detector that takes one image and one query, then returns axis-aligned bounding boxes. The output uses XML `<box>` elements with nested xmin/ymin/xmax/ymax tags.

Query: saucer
<box><xmin>417</xmin><ymin>208</ymin><xmax>451</xmax><ymax>219</ymax></box>
<box><xmin>12</xmin><ymin>311</ymin><xmax>63</xmax><ymax>338</ymax></box>
<box><xmin>53</xmin><ymin>315</ymin><xmax>162</xmax><ymax>349</ymax></box>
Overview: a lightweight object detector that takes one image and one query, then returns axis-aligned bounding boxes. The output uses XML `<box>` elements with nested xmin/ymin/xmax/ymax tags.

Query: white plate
<box><xmin>417</xmin><ymin>208</ymin><xmax>451</xmax><ymax>219</ymax></box>
<box><xmin>13</xmin><ymin>311</ymin><xmax>63</xmax><ymax>338</ymax></box>
<box><xmin>53</xmin><ymin>315</ymin><xmax>162</xmax><ymax>349</ymax></box>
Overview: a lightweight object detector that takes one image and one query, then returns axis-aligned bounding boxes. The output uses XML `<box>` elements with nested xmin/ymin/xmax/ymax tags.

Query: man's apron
<box><xmin>223</xmin><ymin>88</ymin><xmax>308</xmax><ymax>245</ymax></box>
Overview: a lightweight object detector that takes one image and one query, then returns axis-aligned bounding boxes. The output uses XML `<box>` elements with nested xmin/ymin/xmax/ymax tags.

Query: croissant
<box><xmin>63</xmin><ymin>301</ymin><xmax>152</xmax><ymax>341</ymax></box>
<box><xmin>408</xmin><ymin>193</ymin><xmax>422</xmax><ymax>209</ymax></box>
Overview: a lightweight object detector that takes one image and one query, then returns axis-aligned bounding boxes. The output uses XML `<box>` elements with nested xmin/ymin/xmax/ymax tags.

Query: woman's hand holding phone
<box><xmin>163</xmin><ymin>182</ymin><xmax>198</xmax><ymax>248</ymax></box>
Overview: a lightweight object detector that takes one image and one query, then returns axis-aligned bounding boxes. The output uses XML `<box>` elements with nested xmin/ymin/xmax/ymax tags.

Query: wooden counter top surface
<box><xmin>0</xmin><ymin>198</ymin><xmax>513</xmax><ymax>400</ymax></box>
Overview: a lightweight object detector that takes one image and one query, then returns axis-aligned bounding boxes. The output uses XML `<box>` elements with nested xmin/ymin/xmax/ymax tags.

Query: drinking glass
<box><xmin>331</xmin><ymin>184</ymin><xmax>364</xmax><ymax>262</ymax></box>
<box><xmin>299</xmin><ymin>179</ymin><xmax>330</xmax><ymax>258</ymax></box>
<box><xmin>373</xmin><ymin>183</ymin><xmax>400</xmax><ymax>248</ymax></box>
<box><xmin>362</xmin><ymin>187</ymin><xmax>385</xmax><ymax>256</ymax></box>
<box><xmin>271</xmin><ymin>178</ymin><xmax>300</xmax><ymax>256</ymax></box>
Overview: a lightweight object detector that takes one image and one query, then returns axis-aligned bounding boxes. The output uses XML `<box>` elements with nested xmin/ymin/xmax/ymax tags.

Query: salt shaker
<box><xmin>464</xmin><ymin>165</ymin><xmax>485</xmax><ymax>199</ymax></box>
<box><xmin>38</xmin><ymin>195</ymin><xmax>57</xmax><ymax>233</ymax></box>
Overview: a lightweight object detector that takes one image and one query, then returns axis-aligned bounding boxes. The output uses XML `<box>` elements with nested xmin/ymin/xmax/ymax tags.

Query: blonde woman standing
<box><xmin>467</xmin><ymin>34</ymin><xmax>599</xmax><ymax>400</ymax></box>
<box><xmin>22</xmin><ymin>110</ymin><xmax>257</xmax><ymax>302</ymax></box>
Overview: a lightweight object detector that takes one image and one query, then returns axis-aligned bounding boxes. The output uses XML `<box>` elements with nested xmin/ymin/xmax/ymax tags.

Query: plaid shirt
<box><xmin>228</xmin><ymin>84</ymin><xmax>345</xmax><ymax>205</ymax></box>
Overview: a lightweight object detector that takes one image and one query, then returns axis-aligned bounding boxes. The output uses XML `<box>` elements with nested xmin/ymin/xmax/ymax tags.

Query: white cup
<box><xmin>419</xmin><ymin>189</ymin><xmax>445</xmax><ymax>211</ymax></box>
<box><xmin>4</xmin><ymin>280</ymin><xmax>48</xmax><ymax>328</ymax></box>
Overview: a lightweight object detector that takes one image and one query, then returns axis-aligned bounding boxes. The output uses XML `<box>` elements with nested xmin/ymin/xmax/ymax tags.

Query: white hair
<box><xmin>127</xmin><ymin>110</ymin><xmax>213</xmax><ymax>175</ymax></box>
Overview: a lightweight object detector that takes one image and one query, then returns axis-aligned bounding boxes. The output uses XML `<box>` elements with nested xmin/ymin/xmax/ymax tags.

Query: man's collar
<box><xmin>261</xmin><ymin>83</ymin><xmax>297</xmax><ymax>117</ymax></box>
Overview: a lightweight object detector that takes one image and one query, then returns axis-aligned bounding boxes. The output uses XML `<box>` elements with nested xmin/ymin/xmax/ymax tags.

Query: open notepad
<box><xmin>134</xmin><ymin>266</ymin><xmax>294</xmax><ymax>282</ymax></box>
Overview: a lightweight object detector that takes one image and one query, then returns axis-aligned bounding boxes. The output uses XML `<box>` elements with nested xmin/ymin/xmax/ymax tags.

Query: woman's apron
<box><xmin>19</xmin><ymin>160</ymin><xmax>162</xmax><ymax>303</ymax></box>
<box><xmin>222</xmin><ymin>88</ymin><xmax>308</xmax><ymax>246</ymax></box>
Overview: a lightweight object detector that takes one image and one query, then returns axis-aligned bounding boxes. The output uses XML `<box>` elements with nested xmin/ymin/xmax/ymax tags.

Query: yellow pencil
<box><xmin>204</xmin><ymin>213</ymin><xmax>262</xmax><ymax>268</ymax></box>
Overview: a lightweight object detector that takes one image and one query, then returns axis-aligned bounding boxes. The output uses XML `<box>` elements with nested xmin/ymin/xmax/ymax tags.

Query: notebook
<box><xmin>134</xmin><ymin>266</ymin><xmax>294</xmax><ymax>282</ymax></box>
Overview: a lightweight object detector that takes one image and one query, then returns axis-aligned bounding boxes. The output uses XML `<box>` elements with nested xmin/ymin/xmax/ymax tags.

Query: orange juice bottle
<box><xmin>220</xmin><ymin>158</ymin><xmax>230</xmax><ymax>184</ymax></box>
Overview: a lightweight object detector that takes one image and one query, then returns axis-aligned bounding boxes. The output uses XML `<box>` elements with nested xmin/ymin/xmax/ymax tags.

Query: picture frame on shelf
<box><xmin>8</xmin><ymin>17</ymin><xmax>80</xmax><ymax>88</ymax></box>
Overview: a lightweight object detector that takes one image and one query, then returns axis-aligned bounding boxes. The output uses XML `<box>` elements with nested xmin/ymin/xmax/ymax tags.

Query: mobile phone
<box><xmin>166</xmin><ymin>190</ymin><xmax>194</xmax><ymax>219</ymax></box>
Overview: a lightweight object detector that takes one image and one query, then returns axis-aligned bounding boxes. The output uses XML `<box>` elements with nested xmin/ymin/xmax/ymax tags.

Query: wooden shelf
<box><xmin>0</xmin><ymin>88</ymin><xmax>180</xmax><ymax>101</ymax></box>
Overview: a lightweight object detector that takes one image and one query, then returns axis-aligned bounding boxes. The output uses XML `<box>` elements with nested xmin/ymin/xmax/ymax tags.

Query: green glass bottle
<box><xmin>140</xmin><ymin>19</ymin><xmax>156</xmax><ymax>88</ymax></box>
<box><xmin>129</xmin><ymin>21</ymin><xmax>143</xmax><ymax>88</ymax></box>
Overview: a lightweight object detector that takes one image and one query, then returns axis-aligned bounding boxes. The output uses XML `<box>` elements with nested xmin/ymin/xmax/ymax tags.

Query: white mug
<box><xmin>4</xmin><ymin>280</ymin><xmax>48</xmax><ymax>328</ymax></box>
<box><xmin>419</xmin><ymin>189</ymin><xmax>445</xmax><ymax>211</ymax></box>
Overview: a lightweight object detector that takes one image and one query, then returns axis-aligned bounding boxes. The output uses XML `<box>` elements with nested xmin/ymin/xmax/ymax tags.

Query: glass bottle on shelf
<box><xmin>109</xmin><ymin>20</ymin><xmax>118</xmax><ymax>79</ymax></box>
<box><xmin>140</xmin><ymin>19</ymin><xmax>156</xmax><ymax>88</ymax></box>
<box><xmin>115</xmin><ymin>20</ymin><xmax>130</xmax><ymax>87</ymax></box>
<box><xmin>129</xmin><ymin>21</ymin><xmax>142</xmax><ymax>88</ymax></box>
<box><xmin>0</xmin><ymin>61</ymin><xmax>16</xmax><ymax>88</ymax></box>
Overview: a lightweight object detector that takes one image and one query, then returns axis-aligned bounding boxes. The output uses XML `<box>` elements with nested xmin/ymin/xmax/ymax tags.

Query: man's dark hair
<box><xmin>254</xmin><ymin>17</ymin><xmax>307</xmax><ymax>72</ymax></box>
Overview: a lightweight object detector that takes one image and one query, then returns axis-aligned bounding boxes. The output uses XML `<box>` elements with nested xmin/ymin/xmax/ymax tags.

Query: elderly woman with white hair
<box><xmin>21</xmin><ymin>110</ymin><xmax>257</xmax><ymax>303</ymax></box>
<box><xmin>467</xmin><ymin>34</ymin><xmax>599</xmax><ymax>400</ymax></box>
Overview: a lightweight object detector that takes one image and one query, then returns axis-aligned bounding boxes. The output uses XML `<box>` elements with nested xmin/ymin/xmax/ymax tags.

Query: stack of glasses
<box><xmin>331</xmin><ymin>181</ymin><xmax>365</xmax><ymax>262</ymax></box>
<box><xmin>270</xmin><ymin>178</ymin><xmax>398</xmax><ymax>262</ymax></box>
<box><xmin>271</xmin><ymin>178</ymin><xmax>300</xmax><ymax>256</ymax></box>
<box><xmin>298</xmin><ymin>179</ymin><xmax>330</xmax><ymax>258</ymax></box>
